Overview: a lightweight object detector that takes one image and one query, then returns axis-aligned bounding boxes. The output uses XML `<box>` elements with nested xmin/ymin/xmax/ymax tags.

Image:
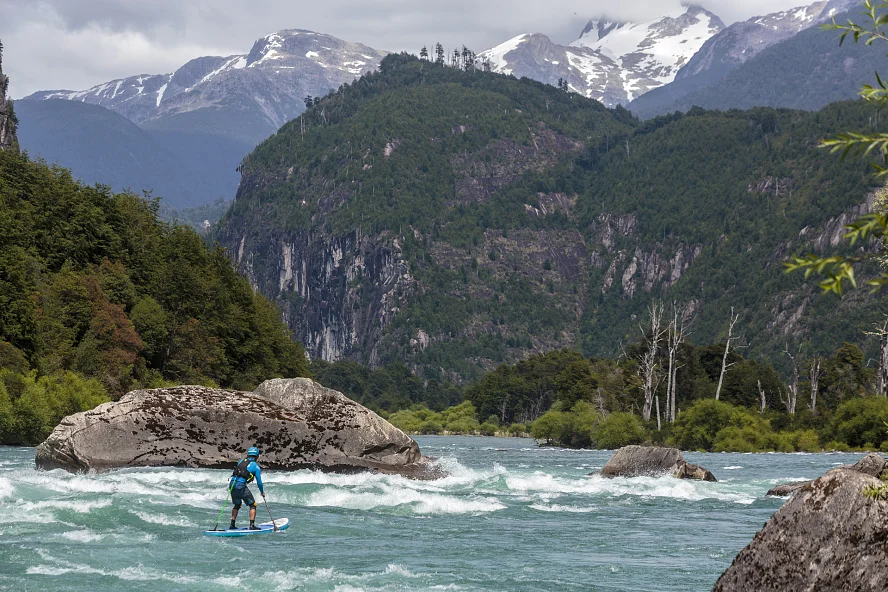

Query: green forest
<box><xmin>218</xmin><ymin>51</ymin><xmax>888</xmax><ymax>386</ymax></box>
<box><xmin>0</xmin><ymin>149</ymin><xmax>310</xmax><ymax>445</ymax></box>
<box><xmin>319</xmin><ymin>333</ymin><xmax>887</xmax><ymax>453</ymax></box>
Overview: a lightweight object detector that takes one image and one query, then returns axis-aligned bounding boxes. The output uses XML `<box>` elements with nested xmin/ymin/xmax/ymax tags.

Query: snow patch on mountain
<box><xmin>27</xmin><ymin>30</ymin><xmax>388</xmax><ymax>134</ymax></box>
<box><xmin>479</xmin><ymin>5</ymin><xmax>724</xmax><ymax>106</ymax></box>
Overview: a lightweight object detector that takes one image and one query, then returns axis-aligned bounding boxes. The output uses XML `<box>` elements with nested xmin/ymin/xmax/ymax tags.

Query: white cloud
<box><xmin>0</xmin><ymin>0</ymin><xmax>845</xmax><ymax>97</ymax></box>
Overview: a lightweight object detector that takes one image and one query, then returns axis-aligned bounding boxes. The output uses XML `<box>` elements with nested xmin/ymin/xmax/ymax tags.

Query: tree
<box><xmin>435</xmin><ymin>43</ymin><xmax>445</xmax><ymax>66</ymax></box>
<box><xmin>637</xmin><ymin>302</ymin><xmax>665</xmax><ymax>422</ymax></box>
<box><xmin>304</xmin><ymin>95</ymin><xmax>314</xmax><ymax>109</ymax></box>
<box><xmin>781</xmin><ymin>344</ymin><xmax>801</xmax><ymax>415</ymax></box>
<box><xmin>714</xmin><ymin>307</ymin><xmax>740</xmax><ymax>401</ymax></box>
<box><xmin>666</xmin><ymin>302</ymin><xmax>693</xmax><ymax>422</ymax></box>
<box><xmin>420</xmin><ymin>46</ymin><xmax>429</xmax><ymax>61</ymax></box>
<box><xmin>786</xmin><ymin>1</ymin><xmax>888</xmax><ymax>291</ymax></box>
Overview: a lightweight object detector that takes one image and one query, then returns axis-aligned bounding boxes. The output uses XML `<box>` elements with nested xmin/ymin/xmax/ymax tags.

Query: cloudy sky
<box><xmin>0</xmin><ymin>0</ymin><xmax>834</xmax><ymax>97</ymax></box>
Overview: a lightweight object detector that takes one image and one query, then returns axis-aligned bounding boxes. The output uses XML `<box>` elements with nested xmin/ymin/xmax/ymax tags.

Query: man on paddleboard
<box><xmin>229</xmin><ymin>447</ymin><xmax>265</xmax><ymax>530</ymax></box>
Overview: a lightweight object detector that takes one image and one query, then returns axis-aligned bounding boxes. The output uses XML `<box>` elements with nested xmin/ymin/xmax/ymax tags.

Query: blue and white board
<box><xmin>204</xmin><ymin>518</ymin><xmax>289</xmax><ymax>537</ymax></box>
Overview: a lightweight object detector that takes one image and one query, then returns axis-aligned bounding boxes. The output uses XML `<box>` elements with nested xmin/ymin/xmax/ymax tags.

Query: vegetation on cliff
<box><xmin>0</xmin><ymin>148</ymin><xmax>310</xmax><ymax>444</ymax></box>
<box><xmin>218</xmin><ymin>50</ymin><xmax>888</xmax><ymax>383</ymax></box>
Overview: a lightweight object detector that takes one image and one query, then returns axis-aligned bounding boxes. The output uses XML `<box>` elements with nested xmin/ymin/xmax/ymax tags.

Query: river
<box><xmin>0</xmin><ymin>436</ymin><xmax>859</xmax><ymax>591</ymax></box>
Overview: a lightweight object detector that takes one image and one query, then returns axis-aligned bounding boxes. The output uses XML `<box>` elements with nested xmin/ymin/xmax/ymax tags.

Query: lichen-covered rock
<box><xmin>714</xmin><ymin>463</ymin><xmax>888</xmax><ymax>591</ymax></box>
<box><xmin>598</xmin><ymin>445</ymin><xmax>716</xmax><ymax>481</ymax></box>
<box><xmin>35</xmin><ymin>379</ymin><xmax>439</xmax><ymax>479</ymax></box>
<box><xmin>252</xmin><ymin>378</ymin><xmax>423</xmax><ymax>469</ymax></box>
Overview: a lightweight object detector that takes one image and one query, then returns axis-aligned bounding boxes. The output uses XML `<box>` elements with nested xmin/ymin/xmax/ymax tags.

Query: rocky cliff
<box><xmin>217</xmin><ymin>55</ymin><xmax>886</xmax><ymax>381</ymax></box>
<box><xmin>0</xmin><ymin>41</ymin><xmax>18</xmax><ymax>152</ymax></box>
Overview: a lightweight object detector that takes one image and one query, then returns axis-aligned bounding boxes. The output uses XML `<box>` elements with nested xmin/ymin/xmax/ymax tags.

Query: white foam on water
<box><xmin>384</xmin><ymin>563</ymin><xmax>420</xmax><ymax>577</ymax></box>
<box><xmin>306</xmin><ymin>485</ymin><xmax>505</xmax><ymax>514</ymax></box>
<box><xmin>19</xmin><ymin>498</ymin><xmax>112</xmax><ymax>514</ymax></box>
<box><xmin>530</xmin><ymin>503</ymin><xmax>598</xmax><ymax>513</ymax></box>
<box><xmin>27</xmin><ymin>557</ymin><xmax>205</xmax><ymax>585</ymax></box>
<box><xmin>0</xmin><ymin>477</ymin><xmax>12</xmax><ymax>500</ymax></box>
<box><xmin>60</xmin><ymin>529</ymin><xmax>105</xmax><ymax>543</ymax></box>
<box><xmin>132</xmin><ymin>510</ymin><xmax>197</xmax><ymax>527</ymax></box>
<box><xmin>504</xmin><ymin>472</ymin><xmax>756</xmax><ymax>504</ymax></box>
<box><xmin>723</xmin><ymin>466</ymin><xmax>743</xmax><ymax>470</ymax></box>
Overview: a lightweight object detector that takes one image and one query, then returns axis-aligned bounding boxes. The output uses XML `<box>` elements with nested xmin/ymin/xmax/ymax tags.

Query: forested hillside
<box><xmin>217</xmin><ymin>52</ymin><xmax>888</xmax><ymax>383</ymax></box>
<box><xmin>0</xmin><ymin>148</ymin><xmax>310</xmax><ymax>445</ymax></box>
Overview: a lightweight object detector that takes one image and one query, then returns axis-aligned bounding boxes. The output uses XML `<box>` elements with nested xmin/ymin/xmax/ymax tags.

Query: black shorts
<box><xmin>231</xmin><ymin>484</ymin><xmax>256</xmax><ymax>509</ymax></box>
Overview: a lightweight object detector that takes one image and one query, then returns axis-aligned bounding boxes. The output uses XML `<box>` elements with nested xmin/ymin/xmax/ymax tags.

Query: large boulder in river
<box><xmin>598</xmin><ymin>445</ymin><xmax>717</xmax><ymax>481</ymax></box>
<box><xmin>714</xmin><ymin>454</ymin><xmax>888</xmax><ymax>591</ymax></box>
<box><xmin>35</xmin><ymin>379</ymin><xmax>438</xmax><ymax>479</ymax></box>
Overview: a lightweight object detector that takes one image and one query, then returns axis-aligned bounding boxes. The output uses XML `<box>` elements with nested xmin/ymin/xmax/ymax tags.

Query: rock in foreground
<box><xmin>715</xmin><ymin>454</ymin><xmax>888</xmax><ymax>591</ymax></box>
<box><xmin>599</xmin><ymin>445</ymin><xmax>716</xmax><ymax>481</ymax></box>
<box><xmin>35</xmin><ymin>379</ymin><xmax>439</xmax><ymax>479</ymax></box>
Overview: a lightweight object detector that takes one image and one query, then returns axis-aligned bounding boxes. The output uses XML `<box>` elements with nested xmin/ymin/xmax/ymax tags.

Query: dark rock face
<box><xmin>766</xmin><ymin>481</ymin><xmax>809</xmax><ymax>497</ymax></box>
<box><xmin>0</xmin><ymin>43</ymin><xmax>17</xmax><ymax>152</ymax></box>
<box><xmin>673</xmin><ymin>461</ymin><xmax>717</xmax><ymax>482</ymax></box>
<box><xmin>714</xmin><ymin>457</ymin><xmax>888</xmax><ymax>591</ymax></box>
<box><xmin>35</xmin><ymin>379</ymin><xmax>438</xmax><ymax>479</ymax></box>
<box><xmin>599</xmin><ymin>445</ymin><xmax>716</xmax><ymax>481</ymax></box>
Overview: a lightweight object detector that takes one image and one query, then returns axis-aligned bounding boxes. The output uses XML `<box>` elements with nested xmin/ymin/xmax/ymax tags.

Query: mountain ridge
<box><xmin>214</xmin><ymin>53</ymin><xmax>888</xmax><ymax>381</ymax></box>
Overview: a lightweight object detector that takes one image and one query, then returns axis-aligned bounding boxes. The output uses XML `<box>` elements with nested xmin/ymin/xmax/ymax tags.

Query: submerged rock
<box><xmin>35</xmin><ymin>379</ymin><xmax>439</xmax><ymax>479</ymax></box>
<box><xmin>765</xmin><ymin>481</ymin><xmax>809</xmax><ymax>497</ymax></box>
<box><xmin>598</xmin><ymin>445</ymin><xmax>716</xmax><ymax>481</ymax></box>
<box><xmin>672</xmin><ymin>460</ymin><xmax>717</xmax><ymax>482</ymax></box>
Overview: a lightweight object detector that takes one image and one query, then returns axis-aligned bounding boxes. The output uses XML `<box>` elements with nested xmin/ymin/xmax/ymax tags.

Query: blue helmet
<box><xmin>247</xmin><ymin>447</ymin><xmax>260</xmax><ymax>459</ymax></box>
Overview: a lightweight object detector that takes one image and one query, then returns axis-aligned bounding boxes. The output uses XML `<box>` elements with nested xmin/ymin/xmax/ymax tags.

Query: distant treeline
<box><xmin>322</xmin><ymin>336</ymin><xmax>886</xmax><ymax>452</ymax></box>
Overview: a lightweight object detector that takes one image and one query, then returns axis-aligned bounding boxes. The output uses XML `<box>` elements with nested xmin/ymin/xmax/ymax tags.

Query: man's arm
<box><xmin>250</xmin><ymin>461</ymin><xmax>264</xmax><ymax>494</ymax></box>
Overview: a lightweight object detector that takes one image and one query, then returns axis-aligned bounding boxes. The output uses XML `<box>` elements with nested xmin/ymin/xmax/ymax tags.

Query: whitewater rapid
<box><xmin>0</xmin><ymin>437</ymin><xmax>859</xmax><ymax>591</ymax></box>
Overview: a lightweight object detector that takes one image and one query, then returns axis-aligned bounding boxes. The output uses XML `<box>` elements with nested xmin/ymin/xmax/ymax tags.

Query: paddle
<box><xmin>262</xmin><ymin>493</ymin><xmax>278</xmax><ymax>532</ymax></box>
<box><xmin>211</xmin><ymin>482</ymin><xmax>236</xmax><ymax>532</ymax></box>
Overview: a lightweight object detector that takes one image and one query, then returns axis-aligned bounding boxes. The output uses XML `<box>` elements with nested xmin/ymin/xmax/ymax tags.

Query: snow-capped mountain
<box><xmin>478</xmin><ymin>5</ymin><xmax>724</xmax><ymax>106</ymax></box>
<box><xmin>571</xmin><ymin>6</ymin><xmax>724</xmax><ymax>99</ymax></box>
<box><xmin>28</xmin><ymin>30</ymin><xmax>387</xmax><ymax>142</ymax></box>
<box><xmin>628</xmin><ymin>0</ymin><xmax>859</xmax><ymax>118</ymax></box>
<box><xmin>676</xmin><ymin>2</ymin><xmax>828</xmax><ymax>80</ymax></box>
<box><xmin>479</xmin><ymin>34</ymin><xmax>627</xmax><ymax>106</ymax></box>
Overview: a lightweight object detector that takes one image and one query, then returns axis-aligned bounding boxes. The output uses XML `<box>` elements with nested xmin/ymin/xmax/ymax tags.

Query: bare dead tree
<box><xmin>595</xmin><ymin>387</ymin><xmax>608</xmax><ymax>417</ymax></box>
<box><xmin>666</xmin><ymin>302</ymin><xmax>694</xmax><ymax>423</ymax></box>
<box><xmin>808</xmin><ymin>356</ymin><xmax>822</xmax><ymax>412</ymax></box>
<box><xmin>655</xmin><ymin>395</ymin><xmax>661</xmax><ymax>431</ymax></box>
<box><xmin>714</xmin><ymin>307</ymin><xmax>740</xmax><ymax>401</ymax></box>
<box><xmin>757</xmin><ymin>379</ymin><xmax>767</xmax><ymax>414</ymax></box>
<box><xmin>781</xmin><ymin>344</ymin><xmax>801</xmax><ymax>415</ymax></box>
<box><xmin>864</xmin><ymin>316</ymin><xmax>888</xmax><ymax>396</ymax></box>
<box><xmin>639</xmin><ymin>302</ymin><xmax>666</xmax><ymax>422</ymax></box>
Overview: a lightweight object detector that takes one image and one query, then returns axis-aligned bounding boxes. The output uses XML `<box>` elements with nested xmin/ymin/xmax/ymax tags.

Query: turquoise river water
<box><xmin>0</xmin><ymin>437</ymin><xmax>862</xmax><ymax>591</ymax></box>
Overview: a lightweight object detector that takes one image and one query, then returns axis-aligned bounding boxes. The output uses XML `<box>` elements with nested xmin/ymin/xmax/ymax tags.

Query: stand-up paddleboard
<box><xmin>204</xmin><ymin>518</ymin><xmax>289</xmax><ymax>537</ymax></box>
